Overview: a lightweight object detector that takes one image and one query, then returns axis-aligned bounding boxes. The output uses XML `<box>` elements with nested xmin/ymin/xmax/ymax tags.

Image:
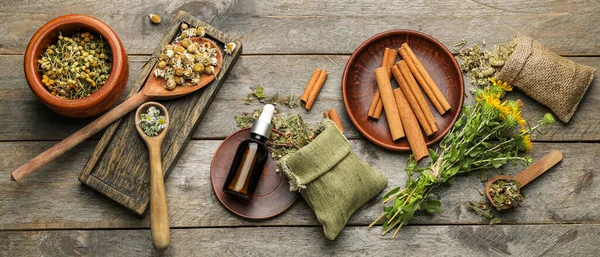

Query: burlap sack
<box><xmin>279</xmin><ymin>120</ymin><xmax>387</xmax><ymax>240</ymax></box>
<box><xmin>495</xmin><ymin>35</ymin><xmax>595</xmax><ymax>123</ymax></box>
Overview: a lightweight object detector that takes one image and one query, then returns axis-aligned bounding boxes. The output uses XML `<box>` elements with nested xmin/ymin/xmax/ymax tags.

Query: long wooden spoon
<box><xmin>485</xmin><ymin>150</ymin><xmax>563</xmax><ymax>210</ymax></box>
<box><xmin>135</xmin><ymin>102</ymin><xmax>170</xmax><ymax>250</ymax></box>
<box><xmin>11</xmin><ymin>37</ymin><xmax>222</xmax><ymax>182</ymax></box>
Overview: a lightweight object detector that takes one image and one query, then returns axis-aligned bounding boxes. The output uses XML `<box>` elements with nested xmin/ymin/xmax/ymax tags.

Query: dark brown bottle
<box><xmin>223</xmin><ymin>104</ymin><xmax>274</xmax><ymax>201</ymax></box>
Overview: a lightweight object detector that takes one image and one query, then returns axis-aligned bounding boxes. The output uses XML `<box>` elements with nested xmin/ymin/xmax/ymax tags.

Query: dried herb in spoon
<box><xmin>489</xmin><ymin>179</ymin><xmax>524</xmax><ymax>210</ymax></box>
<box><xmin>138</xmin><ymin>106</ymin><xmax>168</xmax><ymax>137</ymax></box>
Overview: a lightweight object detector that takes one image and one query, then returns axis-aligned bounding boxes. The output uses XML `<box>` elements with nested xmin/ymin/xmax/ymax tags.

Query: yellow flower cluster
<box><xmin>476</xmin><ymin>78</ymin><xmax>532</xmax><ymax>151</ymax></box>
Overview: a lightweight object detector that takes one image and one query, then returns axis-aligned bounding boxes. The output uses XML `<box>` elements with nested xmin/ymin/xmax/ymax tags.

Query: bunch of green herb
<box><xmin>38</xmin><ymin>32</ymin><xmax>112</xmax><ymax>99</ymax></box>
<box><xmin>235</xmin><ymin>109</ymin><xmax>323</xmax><ymax>160</ymax></box>
<box><xmin>370</xmin><ymin>79</ymin><xmax>555</xmax><ymax>238</ymax></box>
<box><xmin>489</xmin><ymin>179</ymin><xmax>524</xmax><ymax>210</ymax></box>
<box><xmin>455</xmin><ymin>39</ymin><xmax>516</xmax><ymax>88</ymax></box>
<box><xmin>468</xmin><ymin>201</ymin><xmax>501</xmax><ymax>225</ymax></box>
<box><xmin>138</xmin><ymin>106</ymin><xmax>168</xmax><ymax>137</ymax></box>
<box><xmin>245</xmin><ymin>85</ymin><xmax>298</xmax><ymax>108</ymax></box>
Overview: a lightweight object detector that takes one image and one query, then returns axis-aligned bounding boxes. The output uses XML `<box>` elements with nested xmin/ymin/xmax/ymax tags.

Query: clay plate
<box><xmin>210</xmin><ymin>129</ymin><xmax>298</xmax><ymax>220</ymax></box>
<box><xmin>342</xmin><ymin>30</ymin><xmax>464</xmax><ymax>151</ymax></box>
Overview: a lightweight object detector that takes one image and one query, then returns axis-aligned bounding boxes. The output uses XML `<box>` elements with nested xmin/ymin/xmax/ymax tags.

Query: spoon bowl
<box><xmin>135</xmin><ymin>102</ymin><xmax>171</xmax><ymax>250</ymax></box>
<box><xmin>485</xmin><ymin>150</ymin><xmax>562</xmax><ymax>210</ymax></box>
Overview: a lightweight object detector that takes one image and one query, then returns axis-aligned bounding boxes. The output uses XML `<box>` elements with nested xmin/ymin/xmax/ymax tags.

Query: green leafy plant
<box><xmin>370</xmin><ymin>78</ymin><xmax>555</xmax><ymax>238</ymax></box>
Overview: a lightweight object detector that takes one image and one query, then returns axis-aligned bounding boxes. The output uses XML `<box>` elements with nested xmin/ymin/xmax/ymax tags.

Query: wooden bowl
<box><xmin>342</xmin><ymin>30</ymin><xmax>464</xmax><ymax>151</ymax></box>
<box><xmin>24</xmin><ymin>14</ymin><xmax>128</xmax><ymax>118</ymax></box>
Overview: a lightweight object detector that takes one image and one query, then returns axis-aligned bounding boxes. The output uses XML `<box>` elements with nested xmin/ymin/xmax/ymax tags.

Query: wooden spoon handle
<box><xmin>514</xmin><ymin>150</ymin><xmax>563</xmax><ymax>187</ymax></box>
<box><xmin>149</xmin><ymin>145</ymin><xmax>170</xmax><ymax>250</ymax></box>
<box><xmin>10</xmin><ymin>92</ymin><xmax>150</xmax><ymax>182</ymax></box>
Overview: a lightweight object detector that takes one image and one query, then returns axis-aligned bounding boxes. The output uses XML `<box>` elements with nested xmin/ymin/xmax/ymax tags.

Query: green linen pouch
<box><xmin>279</xmin><ymin>120</ymin><xmax>388</xmax><ymax>240</ymax></box>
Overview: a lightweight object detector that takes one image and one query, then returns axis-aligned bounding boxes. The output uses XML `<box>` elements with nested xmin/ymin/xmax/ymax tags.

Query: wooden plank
<box><xmin>0</xmin><ymin>225</ymin><xmax>598</xmax><ymax>256</ymax></box>
<box><xmin>0</xmin><ymin>141</ymin><xmax>598</xmax><ymax>230</ymax></box>
<box><xmin>1</xmin><ymin>55</ymin><xmax>598</xmax><ymax>141</ymax></box>
<box><xmin>1</xmin><ymin>1</ymin><xmax>599</xmax><ymax>55</ymax></box>
<box><xmin>78</xmin><ymin>11</ymin><xmax>242</xmax><ymax>215</ymax></box>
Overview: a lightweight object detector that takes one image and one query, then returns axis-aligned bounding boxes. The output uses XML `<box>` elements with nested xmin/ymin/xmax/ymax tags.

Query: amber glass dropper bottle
<box><xmin>223</xmin><ymin>104</ymin><xmax>274</xmax><ymax>201</ymax></box>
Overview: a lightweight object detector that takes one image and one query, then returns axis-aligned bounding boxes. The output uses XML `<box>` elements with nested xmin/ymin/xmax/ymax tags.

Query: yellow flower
<box><xmin>523</xmin><ymin>134</ymin><xmax>532</xmax><ymax>151</ymax></box>
<box><xmin>490</xmin><ymin>77</ymin><xmax>513</xmax><ymax>91</ymax></box>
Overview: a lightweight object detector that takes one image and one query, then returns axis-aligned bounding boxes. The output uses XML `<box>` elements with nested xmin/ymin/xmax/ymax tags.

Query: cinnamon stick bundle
<box><xmin>368</xmin><ymin>48</ymin><xmax>397</xmax><ymax>119</ymax></box>
<box><xmin>397</xmin><ymin>61</ymin><xmax>438</xmax><ymax>133</ymax></box>
<box><xmin>301</xmin><ymin>68</ymin><xmax>328</xmax><ymax>111</ymax></box>
<box><xmin>398</xmin><ymin>43</ymin><xmax>451</xmax><ymax>114</ymax></box>
<box><xmin>393</xmin><ymin>88</ymin><xmax>429</xmax><ymax>162</ymax></box>
<box><xmin>324</xmin><ymin>108</ymin><xmax>344</xmax><ymax>133</ymax></box>
<box><xmin>391</xmin><ymin>65</ymin><xmax>434</xmax><ymax>136</ymax></box>
<box><xmin>374</xmin><ymin>67</ymin><xmax>404</xmax><ymax>140</ymax></box>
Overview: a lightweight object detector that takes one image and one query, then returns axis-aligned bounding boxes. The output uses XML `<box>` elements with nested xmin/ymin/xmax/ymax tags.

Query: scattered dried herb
<box><xmin>153</xmin><ymin>23</ymin><xmax>215</xmax><ymax>90</ymax></box>
<box><xmin>245</xmin><ymin>85</ymin><xmax>298</xmax><ymax>108</ymax></box>
<box><xmin>372</xmin><ymin>79</ymin><xmax>555</xmax><ymax>238</ymax></box>
<box><xmin>138</xmin><ymin>106</ymin><xmax>168</xmax><ymax>137</ymax></box>
<box><xmin>148</xmin><ymin>13</ymin><xmax>161</xmax><ymax>24</ymax></box>
<box><xmin>456</xmin><ymin>39</ymin><xmax>516</xmax><ymax>88</ymax></box>
<box><xmin>224</xmin><ymin>42</ymin><xmax>237</xmax><ymax>55</ymax></box>
<box><xmin>38</xmin><ymin>32</ymin><xmax>112</xmax><ymax>99</ymax></box>
<box><xmin>467</xmin><ymin>201</ymin><xmax>502</xmax><ymax>225</ymax></box>
<box><xmin>490</xmin><ymin>179</ymin><xmax>524</xmax><ymax>210</ymax></box>
<box><xmin>235</xmin><ymin>109</ymin><xmax>323</xmax><ymax>160</ymax></box>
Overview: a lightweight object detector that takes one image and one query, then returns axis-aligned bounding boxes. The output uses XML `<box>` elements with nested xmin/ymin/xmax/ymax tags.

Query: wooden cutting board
<box><xmin>78</xmin><ymin>11</ymin><xmax>242</xmax><ymax>215</ymax></box>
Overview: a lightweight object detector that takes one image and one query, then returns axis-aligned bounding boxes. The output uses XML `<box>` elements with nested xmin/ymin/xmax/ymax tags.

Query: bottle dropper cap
<box><xmin>250</xmin><ymin>104</ymin><xmax>274</xmax><ymax>138</ymax></box>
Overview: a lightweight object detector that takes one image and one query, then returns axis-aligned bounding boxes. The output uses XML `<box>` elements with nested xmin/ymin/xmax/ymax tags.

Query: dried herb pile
<box><xmin>245</xmin><ymin>85</ymin><xmax>298</xmax><ymax>108</ymax></box>
<box><xmin>489</xmin><ymin>179</ymin><xmax>524</xmax><ymax>209</ymax></box>
<box><xmin>371</xmin><ymin>79</ymin><xmax>555</xmax><ymax>238</ymax></box>
<box><xmin>138</xmin><ymin>106</ymin><xmax>168</xmax><ymax>137</ymax></box>
<box><xmin>235</xmin><ymin>109</ymin><xmax>323</xmax><ymax>160</ymax></box>
<box><xmin>38</xmin><ymin>32</ymin><xmax>112</xmax><ymax>99</ymax></box>
<box><xmin>455</xmin><ymin>39</ymin><xmax>516</xmax><ymax>88</ymax></box>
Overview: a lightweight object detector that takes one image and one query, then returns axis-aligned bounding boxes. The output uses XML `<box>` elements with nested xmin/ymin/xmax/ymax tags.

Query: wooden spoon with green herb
<box><xmin>135</xmin><ymin>102</ymin><xmax>170</xmax><ymax>250</ymax></box>
<box><xmin>485</xmin><ymin>150</ymin><xmax>562</xmax><ymax>210</ymax></box>
<box><xmin>11</xmin><ymin>37</ymin><xmax>222</xmax><ymax>182</ymax></box>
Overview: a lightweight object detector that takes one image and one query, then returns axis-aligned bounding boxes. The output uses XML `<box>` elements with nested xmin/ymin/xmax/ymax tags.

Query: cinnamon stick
<box><xmin>300</xmin><ymin>68</ymin><xmax>323</xmax><ymax>106</ymax></box>
<box><xmin>399</xmin><ymin>44</ymin><xmax>451</xmax><ymax>113</ymax></box>
<box><xmin>324</xmin><ymin>108</ymin><xmax>344</xmax><ymax>133</ymax></box>
<box><xmin>393</xmin><ymin>88</ymin><xmax>429</xmax><ymax>162</ymax></box>
<box><xmin>368</xmin><ymin>48</ymin><xmax>397</xmax><ymax>119</ymax></box>
<box><xmin>374</xmin><ymin>67</ymin><xmax>404</xmax><ymax>140</ymax></box>
<box><xmin>397</xmin><ymin>61</ymin><xmax>438</xmax><ymax>133</ymax></box>
<box><xmin>391</xmin><ymin>65</ymin><xmax>434</xmax><ymax>136</ymax></box>
<box><xmin>304</xmin><ymin>69</ymin><xmax>328</xmax><ymax>111</ymax></box>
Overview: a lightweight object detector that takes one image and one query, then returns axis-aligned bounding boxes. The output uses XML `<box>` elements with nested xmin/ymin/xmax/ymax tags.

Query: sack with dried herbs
<box><xmin>495</xmin><ymin>35</ymin><xmax>596</xmax><ymax>123</ymax></box>
<box><xmin>279</xmin><ymin>120</ymin><xmax>387</xmax><ymax>240</ymax></box>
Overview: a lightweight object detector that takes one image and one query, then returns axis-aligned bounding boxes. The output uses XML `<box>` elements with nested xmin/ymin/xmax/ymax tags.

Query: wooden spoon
<box><xmin>485</xmin><ymin>150</ymin><xmax>563</xmax><ymax>210</ymax></box>
<box><xmin>11</xmin><ymin>37</ymin><xmax>222</xmax><ymax>182</ymax></box>
<box><xmin>135</xmin><ymin>102</ymin><xmax>170</xmax><ymax>250</ymax></box>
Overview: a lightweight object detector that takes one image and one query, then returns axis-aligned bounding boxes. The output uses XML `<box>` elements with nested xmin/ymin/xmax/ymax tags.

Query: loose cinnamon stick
<box><xmin>300</xmin><ymin>68</ymin><xmax>323</xmax><ymax>106</ymax></box>
<box><xmin>397</xmin><ymin>61</ymin><xmax>438</xmax><ymax>133</ymax></box>
<box><xmin>368</xmin><ymin>48</ymin><xmax>397</xmax><ymax>119</ymax></box>
<box><xmin>324</xmin><ymin>108</ymin><xmax>344</xmax><ymax>133</ymax></box>
<box><xmin>304</xmin><ymin>69</ymin><xmax>328</xmax><ymax>111</ymax></box>
<box><xmin>399</xmin><ymin>43</ymin><xmax>451</xmax><ymax>113</ymax></box>
<box><xmin>391</xmin><ymin>65</ymin><xmax>434</xmax><ymax>136</ymax></box>
<box><xmin>393</xmin><ymin>88</ymin><xmax>429</xmax><ymax>162</ymax></box>
<box><xmin>374</xmin><ymin>67</ymin><xmax>404</xmax><ymax>140</ymax></box>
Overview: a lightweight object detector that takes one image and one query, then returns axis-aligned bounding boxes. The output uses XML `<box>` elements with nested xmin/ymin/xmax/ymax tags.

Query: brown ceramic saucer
<box><xmin>342</xmin><ymin>30</ymin><xmax>464</xmax><ymax>151</ymax></box>
<box><xmin>210</xmin><ymin>128</ymin><xmax>299</xmax><ymax>220</ymax></box>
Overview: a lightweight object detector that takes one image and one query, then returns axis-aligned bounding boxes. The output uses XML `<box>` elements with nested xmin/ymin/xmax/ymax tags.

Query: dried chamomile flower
<box><xmin>196</xmin><ymin>27</ymin><xmax>206</xmax><ymax>37</ymax></box>
<box><xmin>181</xmin><ymin>23</ymin><xmax>189</xmax><ymax>30</ymax></box>
<box><xmin>148</xmin><ymin>13</ymin><xmax>161</xmax><ymax>24</ymax></box>
<box><xmin>224</xmin><ymin>42</ymin><xmax>236</xmax><ymax>55</ymax></box>
<box><xmin>138</xmin><ymin>106</ymin><xmax>168</xmax><ymax>137</ymax></box>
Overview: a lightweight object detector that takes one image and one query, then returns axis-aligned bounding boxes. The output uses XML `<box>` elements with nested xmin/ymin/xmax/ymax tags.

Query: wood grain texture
<box><xmin>1</xmin><ymin>55</ymin><xmax>598</xmax><ymax>142</ymax></box>
<box><xmin>0</xmin><ymin>141</ymin><xmax>598</xmax><ymax>230</ymax></box>
<box><xmin>0</xmin><ymin>1</ymin><xmax>599</xmax><ymax>55</ymax></box>
<box><xmin>0</xmin><ymin>224</ymin><xmax>598</xmax><ymax>256</ymax></box>
<box><xmin>78</xmin><ymin>11</ymin><xmax>242</xmax><ymax>215</ymax></box>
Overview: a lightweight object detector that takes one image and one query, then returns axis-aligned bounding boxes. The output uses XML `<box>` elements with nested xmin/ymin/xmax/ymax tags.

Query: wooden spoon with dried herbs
<box><xmin>10</xmin><ymin>37</ymin><xmax>222</xmax><ymax>182</ymax></box>
<box><xmin>485</xmin><ymin>150</ymin><xmax>562</xmax><ymax>210</ymax></box>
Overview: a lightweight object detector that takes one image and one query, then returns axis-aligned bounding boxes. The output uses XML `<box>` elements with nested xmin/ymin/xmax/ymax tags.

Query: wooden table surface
<box><xmin>1</xmin><ymin>1</ymin><xmax>599</xmax><ymax>256</ymax></box>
